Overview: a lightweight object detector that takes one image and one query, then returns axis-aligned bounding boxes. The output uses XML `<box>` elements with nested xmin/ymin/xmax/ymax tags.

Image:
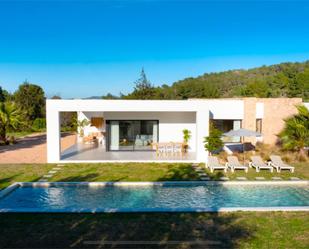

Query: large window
<box><xmin>107</xmin><ymin>120</ymin><xmax>158</xmax><ymax>151</ymax></box>
<box><xmin>212</xmin><ymin>119</ymin><xmax>242</xmax><ymax>143</ymax></box>
<box><xmin>256</xmin><ymin>119</ymin><xmax>262</xmax><ymax>133</ymax></box>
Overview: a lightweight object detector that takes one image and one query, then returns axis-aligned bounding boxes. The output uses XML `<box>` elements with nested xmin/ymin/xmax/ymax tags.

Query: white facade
<box><xmin>46</xmin><ymin>98</ymin><xmax>307</xmax><ymax>164</ymax></box>
<box><xmin>46</xmin><ymin>100</ymin><xmax>215</xmax><ymax>163</ymax></box>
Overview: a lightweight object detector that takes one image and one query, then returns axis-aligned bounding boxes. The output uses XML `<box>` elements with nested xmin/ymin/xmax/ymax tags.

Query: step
<box><xmin>198</xmin><ymin>173</ymin><xmax>208</xmax><ymax>177</ymax></box>
<box><xmin>219</xmin><ymin>177</ymin><xmax>229</xmax><ymax>181</ymax></box>
<box><xmin>200</xmin><ymin>177</ymin><xmax>211</xmax><ymax>181</ymax></box>
<box><xmin>255</xmin><ymin>177</ymin><xmax>265</xmax><ymax>181</ymax></box>
<box><xmin>236</xmin><ymin>177</ymin><xmax>247</xmax><ymax>181</ymax></box>
<box><xmin>43</xmin><ymin>174</ymin><xmax>53</xmax><ymax>178</ymax></box>
<box><xmin>272</xmin><ymin>177</ymin><xmax>282</xmax><ymax>180</ymax></box>
<box><xmin>48</xmin><ymin>171</ymin><xmax>58</xmax><ymax>174</ymax></box>
<box><xmin>195</xmin><ymin>169</ymin><xmax>204</xmax><ymax>173</ymax></box>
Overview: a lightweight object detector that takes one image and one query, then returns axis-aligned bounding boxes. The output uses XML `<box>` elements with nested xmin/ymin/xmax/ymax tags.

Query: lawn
<box><xmin>0</xmin><ymin>164</ymin><xmax>53</xmax><ymax>190</ymax></box>
<box><xmin>0</xmin><ymin>212</ymin><xmax>308</xmax><ymax>248</ymax></box>
<box><xmin>49</xmin><ymin>162</ymin><xmax>308</xmax><ymax>182</ymax></box>
<box><xmin>50</xmin><ymin>163</ymin><xmax>199</xmax><ymax>182</ymax></box>
<box><xmin>0</xmin><ymin>162</ymin><xmax>307</xmax><ymax>190</ymax></box>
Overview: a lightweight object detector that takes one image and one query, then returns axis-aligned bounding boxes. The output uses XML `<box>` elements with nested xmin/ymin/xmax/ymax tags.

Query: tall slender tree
<box><xmin>126</xmin><ymin>68</ymin><xmax>156</xmax><ymax>99</ymax></box>
<box><xmin>0</xmin><ymin>86</ymin><xmax>5</xmax><ymax>102</ymax></box>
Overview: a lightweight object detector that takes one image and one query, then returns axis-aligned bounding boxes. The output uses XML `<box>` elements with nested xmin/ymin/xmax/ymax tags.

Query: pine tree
<box><xmin>126</xmin><ymin>68</ymin><xmax>156</xmax><ymax>99</ymax></box>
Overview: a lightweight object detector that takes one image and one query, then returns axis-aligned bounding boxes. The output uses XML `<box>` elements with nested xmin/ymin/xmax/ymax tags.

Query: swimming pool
<box><xmin>0</xmin><ymin>181</ymin><xmax>308</xmax><ymax>212</ymax></box>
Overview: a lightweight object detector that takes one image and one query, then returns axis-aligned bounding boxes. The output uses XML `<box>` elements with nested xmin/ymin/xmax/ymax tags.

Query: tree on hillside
<box><xmin>14</xmin><ymin>82</ymin><xmax>45</xmax><ymax>123</ymax></box>
<box><xmin>240</xmin><ymin>79</ymin><xmax>270</xmax><ymax>97</ymax></box>
<box><xmin>295</xmin><ymin>69</ymin><xmax>309</xmax><ymax>100</ymax></box>
<box><xmin>118</xmin><ymin>60</ymin><xmax>309</xmax><ymax>100</ymax></box>
<box><xmin>126</xmin><ymin>68</ymin><xmax>156</xmax><ymax>99</ymax></box>
<box><xmin>0</xmin><ymin>86</ymin><xmax>4</xmax><ymax>102</ymax></box>
<box><xmin>278</xmin><ymin>105</ymin><xmax>309</xmax><ymax>155</ymax></box>
<box><xmin>102</xmin><ymin>93</ymin><xmax>120</xmax><ymax>99</ymax></box>
<box><xmin>0</xmin><ymin>102</ymin><xmax>23</xmax><ymax>143</ymax></box>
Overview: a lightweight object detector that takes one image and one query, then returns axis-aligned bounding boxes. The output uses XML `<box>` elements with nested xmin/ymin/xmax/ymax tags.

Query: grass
<box><xmin>0</xmin><ymin>164</ymin><xmax>53</xmax><ymax>190</ymax></box>
<box><xmin>50</xmin><ymin>163</ymin><xmax>199</xmax><ymax>182</ymax></box>
<box><xmin>0</xmin><ymin>162</ymin><xmax>307</xmax><ymax>190</ymax></box>
<box><xmin>50</xmin><ymin>162</ymin><xmax>308</xmax><ymax>182</ymax></box>
<box><xmin>0</xmin><ymin>212</ymin><xmax>308</xmax><ymax>248</ymax></box>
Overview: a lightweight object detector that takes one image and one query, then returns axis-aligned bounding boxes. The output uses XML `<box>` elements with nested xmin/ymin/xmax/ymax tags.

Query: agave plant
<box><xmin>0</xmin><ymin>102</ymin><xmax>23</xmax><ymax>143</ymax></box>
<box><xmin>278</xmin><ymin>105</ymin><xmax>309</xmax><ymax>155</ymax></box>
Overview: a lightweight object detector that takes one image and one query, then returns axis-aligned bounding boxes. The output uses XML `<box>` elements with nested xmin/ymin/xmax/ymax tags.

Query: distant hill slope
<box><xmin>102</xmin><ymin>60</ymin><xmax>309</xmax><ymax>100</ymax></box>
<box><xmin>163</xmin><ymin>60</ymin><xmax>309</xmax><ymax>100</ymax></box>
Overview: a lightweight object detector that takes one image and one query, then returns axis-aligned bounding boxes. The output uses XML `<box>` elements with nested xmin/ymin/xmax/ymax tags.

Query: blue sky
<box><xmin>0</xmin><ymin>0</ymin><xmax>309</xmax><ymax>98</ymax></box>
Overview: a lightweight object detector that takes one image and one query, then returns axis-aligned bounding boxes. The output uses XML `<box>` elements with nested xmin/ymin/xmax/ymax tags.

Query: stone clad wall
<box><xmin>243</xmin><ymin>97</ymin><xmax>303</xmax><ymax>145</ymax></box>
<box><xmin>243</xmin><ymin>98</ymin><xmax>257</xmax><ymax>144</ymax></box>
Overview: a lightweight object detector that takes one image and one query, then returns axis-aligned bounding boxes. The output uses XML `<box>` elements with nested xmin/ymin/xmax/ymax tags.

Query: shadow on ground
<box><xmin>56</xmin><ymin>173</ymin><xmax>127</xmax><ymax>182</ymax></box>
<box><xmin>0</xmin><ymin>213</ymin><xmax>253</xmax><ymax>248</ymax></box>
<box><xmin>158</xmin><ymin>164</ymin><xmax>199</xmax><ymax>181</ymax></box>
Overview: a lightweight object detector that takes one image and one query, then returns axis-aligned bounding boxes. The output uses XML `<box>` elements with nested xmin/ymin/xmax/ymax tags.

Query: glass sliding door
<box><xmin>119</xmin><ymin>121</ymin><xmax>135</xmax><ymax>150</ymax></box>
<box><xmin>107</xmin><ymin>120</ymin><xmax>159</xmax><ymax>151</ymax></box>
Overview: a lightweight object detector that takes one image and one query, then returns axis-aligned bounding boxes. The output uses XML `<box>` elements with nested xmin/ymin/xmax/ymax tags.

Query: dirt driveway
<box><xmin>0</xmin><ymin>133</ymin><xmax>76</xmax><ymax>164</ymax></box>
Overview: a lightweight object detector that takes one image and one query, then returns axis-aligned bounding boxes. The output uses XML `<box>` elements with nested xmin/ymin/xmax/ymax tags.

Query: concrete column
<box><xmin>46</xmin><ymin>108</ymin><xmax>60</xmax><ymax>163</ymax></box>
<box><xmin>196</xmin><ymin>109</ymin><xmax>209</xmax><ymax>162</ymax></box>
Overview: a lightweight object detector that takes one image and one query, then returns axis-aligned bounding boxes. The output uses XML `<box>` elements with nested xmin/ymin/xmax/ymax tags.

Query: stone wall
<box><xmin>242</xmin><ymin>97</ymin><xmax>303</xmax><ymax>144</ymax></box>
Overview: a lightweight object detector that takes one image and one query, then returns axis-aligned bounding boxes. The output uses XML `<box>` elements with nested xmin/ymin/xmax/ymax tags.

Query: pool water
<box><xmin>0</xmin><ymin>183</ymin><xmax>308</xmax><ymax>212</ymax></box>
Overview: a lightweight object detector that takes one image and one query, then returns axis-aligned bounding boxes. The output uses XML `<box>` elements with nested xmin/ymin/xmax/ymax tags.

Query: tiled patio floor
<box><xmin>61</xmin><ymin>143</ymin><xmax>196</xmax><ymax>162</ymax></box>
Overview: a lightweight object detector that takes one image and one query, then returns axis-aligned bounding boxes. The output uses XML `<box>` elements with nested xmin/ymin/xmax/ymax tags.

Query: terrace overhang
<box><xmin>46</xmin><ymin>100</ymin><xmax>210</xmax><ymax>163</ymax></box>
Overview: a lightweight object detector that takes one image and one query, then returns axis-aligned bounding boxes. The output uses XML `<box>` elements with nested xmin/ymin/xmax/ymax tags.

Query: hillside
<box><xmin>120</xmin><ymin>61</ymin><xmax>309</xmax><ymax>100</ymax></box>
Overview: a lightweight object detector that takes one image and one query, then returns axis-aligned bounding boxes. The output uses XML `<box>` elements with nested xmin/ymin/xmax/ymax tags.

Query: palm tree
<box><xmin>278</xmin><ymin>105</ymin><xmax>309</xmax><ymax>155</ymax></box>
<box><xmin>0</xmin><ymin>102</ymin><xmax>22</xmax><ymax>143</ymax></box>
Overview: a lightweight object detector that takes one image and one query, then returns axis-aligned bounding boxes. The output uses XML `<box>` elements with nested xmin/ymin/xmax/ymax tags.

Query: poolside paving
<box><xmin>255</xmin><ymin>177</ymin><xmax>266</xmax><ymax>180</ymax></box>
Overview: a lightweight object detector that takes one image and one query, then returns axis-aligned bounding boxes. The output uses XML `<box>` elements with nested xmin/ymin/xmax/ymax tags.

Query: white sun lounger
<box><xmin>249</xmin><ymin>156</ymin><xmax>273</xmax><ymax>172</ymax></box>
<box><xmin>206</xmin><ymin>156</ymin><xmax>228</xmax><ymax>173</ymax></box>
<box><xmin>226</xmin><ymin>156</ymin><xmax>248</xmax><ymax>173</ymax></box>
<box><xmin>269</xmin><ymin>155</ymin><xmax>295</xmax><ymax>173</ymax></box>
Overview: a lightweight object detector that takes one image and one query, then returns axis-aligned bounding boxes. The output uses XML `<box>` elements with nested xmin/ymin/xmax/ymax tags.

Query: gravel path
<box><xmin>0</xmin><ymin>133</ymin><xmax>76</xmax><ymax>164</ymax></box>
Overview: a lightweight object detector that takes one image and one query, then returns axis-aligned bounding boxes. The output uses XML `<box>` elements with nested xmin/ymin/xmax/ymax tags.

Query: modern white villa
<box><xmin>46</xmin><ymin>97</ymin><xmax>305</xmax><ymax>163</ymax></box>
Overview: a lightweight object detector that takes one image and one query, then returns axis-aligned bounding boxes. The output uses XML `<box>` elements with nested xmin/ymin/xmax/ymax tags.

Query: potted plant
<box><xmin>182</xmin><ymin>129</ymin><xmax>191</xmax><ymax>153</ymax></box>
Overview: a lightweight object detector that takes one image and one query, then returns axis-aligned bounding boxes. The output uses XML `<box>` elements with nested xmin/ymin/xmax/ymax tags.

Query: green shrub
<box><xmin>32</xmin><ymin>118</ymin><xmax>46</xmax><ymax>131</ymax></box>
<box><xmin>203</xmin><ymin>123</ymin><xmax>224</xmax><ymax>155</ymax></box>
